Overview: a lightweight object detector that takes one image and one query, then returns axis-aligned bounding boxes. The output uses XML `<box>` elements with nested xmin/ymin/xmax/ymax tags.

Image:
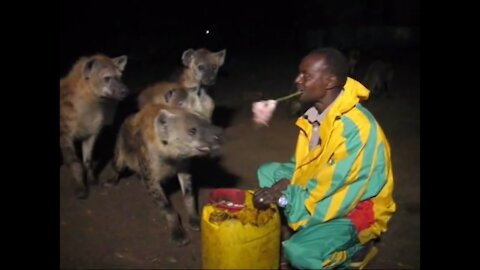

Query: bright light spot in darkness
<box><xmin>206</xmin><ymin>30</ymin><xmax>210</xmax><ymax>34</ymax></box>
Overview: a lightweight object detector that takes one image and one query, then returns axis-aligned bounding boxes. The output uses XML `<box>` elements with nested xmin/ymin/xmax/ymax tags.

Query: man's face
<box><xmin>295</xmin><ymin>54</ymin><xmax>332</xmax><ymax>103</ymax></box>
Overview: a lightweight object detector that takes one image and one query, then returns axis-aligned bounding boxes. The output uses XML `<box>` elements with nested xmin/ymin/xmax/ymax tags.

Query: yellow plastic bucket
<box><xmin>201</xmin><ymin>188</ymin><xmax>281</xmax><ymax>269</ymax></box>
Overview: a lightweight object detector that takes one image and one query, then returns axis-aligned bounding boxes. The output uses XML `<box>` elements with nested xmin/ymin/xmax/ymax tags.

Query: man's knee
<box><xmin>257</xmin><ymin>162</ymin><xmax>281</xmax><ymax>188</ymax></box>
<box><xmin>283</xmin><ymin>239</ymin><xmax>316</xmax><ymax>269</ymax></box>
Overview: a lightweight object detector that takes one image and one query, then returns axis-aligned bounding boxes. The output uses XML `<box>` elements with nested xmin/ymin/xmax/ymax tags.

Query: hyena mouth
<box><xmin>202</xmin><ymin>77</ymin><xmax>216</xmax><ymax>85</ymax></box>
<box><xmin>106</xmin><ymin>80</ymin><xmax>129</xmax><ymax>99</ymax></box>
<box><xmin>112</xmin><ymin>85</ymin><xmax>129</xmax><ymax>100</ymax></box>
<box><xmin>115</xmin><ymin>92</ymin><xmax>128</xmax><ymax>100</ymax></box>
<box><xmin>197</xmin><ymin>146</ymin><xmax>211</xmax><ymax>154</ymax></box>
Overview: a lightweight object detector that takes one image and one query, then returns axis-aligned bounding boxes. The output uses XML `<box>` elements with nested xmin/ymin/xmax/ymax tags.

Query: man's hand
<box><xmin>253</xmin><ymin>179</ymin><xmax>290</xmax><ymax>210</ymax></box>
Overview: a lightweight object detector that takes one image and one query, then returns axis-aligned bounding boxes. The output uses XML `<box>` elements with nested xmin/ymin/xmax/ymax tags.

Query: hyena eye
<box><xmin>104</xmin><ymin>76</ymin><xmax>112</xmax><ymax>83</ymax></box>
<box><xmin>188</xmin><ymin>127</ymin><xmax>197</xmax><ymax>136</ymax></box>
<box><xmin>198</xmin><ymin>65</ymin><xmax>205</xmax><ymax>71</ymax></box>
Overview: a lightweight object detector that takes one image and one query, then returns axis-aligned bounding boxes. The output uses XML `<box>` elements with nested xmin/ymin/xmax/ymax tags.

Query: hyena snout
<box><xmin>195</xmin><ymin>125</ymin><xmax>224</xmax><ymax>155</ymax></box>
<box><xmin>206</xmin><ymin>77</ymin><xmax>216</xmax><ymax>85</ymax></box>
<box><xmin>111</xmin><ymin>80</ymin><xmax>130</xmax><ymax>100</ymax></box>
<box><xmin>205</xmin><ymin>126</ymin><xmax>224</xmax><ymax>156</ymax></box>
<box><xmin>202</xmin><ymin>71</ymin><xmax>218</xmax><ymax>86</ymax></box>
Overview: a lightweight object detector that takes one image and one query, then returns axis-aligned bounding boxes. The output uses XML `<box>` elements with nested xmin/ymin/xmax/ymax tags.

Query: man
<box><xmin>253</xmin><ymin>48</ymin><xmax>396</xmax><ymax>269</ymax></box>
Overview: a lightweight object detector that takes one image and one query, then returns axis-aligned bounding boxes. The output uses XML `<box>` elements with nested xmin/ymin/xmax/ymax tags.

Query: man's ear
<box><xmin>326</xmin><ymin>74</ymin><xmax>339</xmax><ymax>90</ymax></box>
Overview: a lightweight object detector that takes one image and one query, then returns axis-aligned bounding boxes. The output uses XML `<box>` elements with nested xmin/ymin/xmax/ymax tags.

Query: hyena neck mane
<box><xmin>166</xmin><ymin>66</ymin><xmax>202</xmax><ymax>89</ymax></box>
<box><xmin>64</xmin><ymin>57</ymin><xmax>94</xmax><ymax>84</ymax></box>
<box><xmin>62</xmin><ymin>76</ymin><xmax>100</xmax><ymax>102</ymax></box>
<box><xmin>62</xmin><ymin>63</ymin><xmax>103</xmax><ymax>100</ymax></box>
<box><xmin>178</xmin><ymin>67</ymin><xmax>201</xmax><ymax>88</ymax></box>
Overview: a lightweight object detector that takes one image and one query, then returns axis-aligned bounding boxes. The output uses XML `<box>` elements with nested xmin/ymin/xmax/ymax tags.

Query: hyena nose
<box><xmin>122</xmin><ymin>86</ymin><xmax>129</xmax><ymax>94</ymax></box>
<box><xmin>213</xmin><ymin>130</ymin><xmax>224</xmax><ymax>144</ymax></box>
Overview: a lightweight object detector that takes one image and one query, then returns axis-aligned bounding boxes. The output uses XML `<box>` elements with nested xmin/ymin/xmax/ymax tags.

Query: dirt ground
<box><xmin>60</xmin><ymin>48</ymin><xmax>420</xmax><ymax>269</ymax></box>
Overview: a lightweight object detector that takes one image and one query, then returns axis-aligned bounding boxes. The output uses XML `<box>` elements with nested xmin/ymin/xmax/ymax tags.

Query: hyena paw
<box><xmin>189</xmin><ymin>216</ymin><xmax>201</xmax><ymax>231</ymax></box>
<box><xmin>87</xmin><ymin>174</ymin><xmax>98</xmax><ymax>185</ymax></box>
<box><xmin>172</xmin><ymin>226</ymin><xmax>190</xmax><ymax>246</ymax></box>
<box><xmin>102</xmin><ymin>179</ymin><xmax>118</xmax><ymax>188</ymax></box>
<box><xmin>75</xmin><ymin>187</ymin><xmax>88</xmax><ymax>199</ymax></box>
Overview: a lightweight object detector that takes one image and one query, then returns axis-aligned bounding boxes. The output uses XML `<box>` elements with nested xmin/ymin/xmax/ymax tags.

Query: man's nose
<box><xmin>294</xmin><ymin>74</ymin><xmax>302</xmax><ymax>84</ymax></box>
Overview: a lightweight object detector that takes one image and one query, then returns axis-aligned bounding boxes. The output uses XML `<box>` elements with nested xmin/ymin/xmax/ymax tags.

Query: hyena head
<box><xmin>154</xmin><ymin>107</ymin><xmax>224</xmax><ymax>159</ymax></box>
<box><xmin>156</xmin><ymin>82</ymin><xmax>205</xmax><ymax>115</ymax></box>
<box><xmin>83</xmin><ymin>55</ymin><xmax>129</xmax><ymax>100</ymax></box>
<box><xmin>150</xmin><ymin>82</ymin><xmax>190</xmax><ymax>107</ymax></box>
<box><xmin>181</xmin><ymin>48</ymin><xmax>226</xmax><ymax>86</ymax></box>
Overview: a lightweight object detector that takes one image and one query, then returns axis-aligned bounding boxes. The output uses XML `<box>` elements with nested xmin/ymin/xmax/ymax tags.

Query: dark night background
<box><xmin>61</xmin><ymin>0</ymin><xmax>419</xmax><ymax>75</ymax></box>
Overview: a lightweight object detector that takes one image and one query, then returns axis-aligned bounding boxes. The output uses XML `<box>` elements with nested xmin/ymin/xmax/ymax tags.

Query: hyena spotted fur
<box><xmin>137</xmin><ymin>81</ymin><xmax>208</xmax><ymax>119</ymax></box>
<box><xmin>60</xmin><ymin>54</ymin><xmax>129</xmax><ymax>199</ymax></box>
<box><xmin>100</xmin><ymin>103</ymin><xmax>224</xmax><ymax>246</ymax></box>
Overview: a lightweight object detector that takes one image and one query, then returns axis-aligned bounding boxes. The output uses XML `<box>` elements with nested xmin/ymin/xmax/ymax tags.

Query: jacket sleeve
<box><xmin>258</xmin><ymin>156</ymin><xmax>296</xmax><ymax>188</ymax></box>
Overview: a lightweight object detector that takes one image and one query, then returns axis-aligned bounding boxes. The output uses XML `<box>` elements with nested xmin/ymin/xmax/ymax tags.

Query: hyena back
<box><xmin>60</xmin><ymin>54</ymin><xmax>129</xmax><ymax>199</ymax></box>
<box><xmin>101</xmin><ymin>104</ymin><xmax>224</xmax><ymax>246</ymax></box>
<box><xmin>138</xmin><ymin>81</ymin><xmax>212</xmax><ymax>120</ymax></box>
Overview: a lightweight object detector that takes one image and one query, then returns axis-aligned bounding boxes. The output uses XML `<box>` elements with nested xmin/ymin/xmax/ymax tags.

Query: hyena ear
<box><xmin>164</xmin><ymin>89</ymin><xmax>175</xmax><ymax>104</ymax></box>
<box><xmin>84</xmin><ymin>58</ymin><xmax>97</xmax><ymax>80</ymax></box>
<box><xmin>112</xmin><ymin>55</ymin><xmax>128</xmax><ymax>72</ymax></box>
<box><xmin>182</xmin><ymin>49</ymin><xmax>195</xmax><ymax>66</ymax></box>
<box><xmin>156</xmin><ymin>109</ymin><xmax>176</xmax><ymax>143</ymax></box>
<box><xmin>157</xmin><ymin>109</ymin><xmax>176</xmax><ymax>126</ymax></box>
<box><xmin>215</xmin><ymin>49</ymin><xmax>226</xmax><ymax>66</ymax></box>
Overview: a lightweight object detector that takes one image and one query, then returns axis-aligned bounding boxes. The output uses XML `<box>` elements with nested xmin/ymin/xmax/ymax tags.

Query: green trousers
<box><xmin>257</xmin><ymin>162</ymin><xmax>364</xmax><ymax>269</ymax></box>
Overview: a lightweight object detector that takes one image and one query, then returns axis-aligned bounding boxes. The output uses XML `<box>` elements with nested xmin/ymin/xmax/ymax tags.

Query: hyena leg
<box><xmin>60</xmin><ymin>134</ymin><xmax>87</xmax><ymax>199</ymax></box>
<box><xmin>144</xmin><ymin>178</ymin><xmax>190</xmax><ymax>246</ymax></box>
<box><xmin>178</xmin><ymin>172</ymin><xmax>200</xmax><ymax>231</ymax></box>
<box><xmin>82</xmin><ymin>134</ymin><xmax>98</xmax><ymax>185</ymax></box>
<box><xmin>101</xmin><ymin>158</ymin><xmax>123</xmax><ymax>187</ymax></box>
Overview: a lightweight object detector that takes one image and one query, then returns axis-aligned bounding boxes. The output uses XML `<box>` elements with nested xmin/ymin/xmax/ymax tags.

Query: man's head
<box><xmin>295</xmin><ymin>48</ymin><xmax>348</xmax><ymax>108</ymax></box>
